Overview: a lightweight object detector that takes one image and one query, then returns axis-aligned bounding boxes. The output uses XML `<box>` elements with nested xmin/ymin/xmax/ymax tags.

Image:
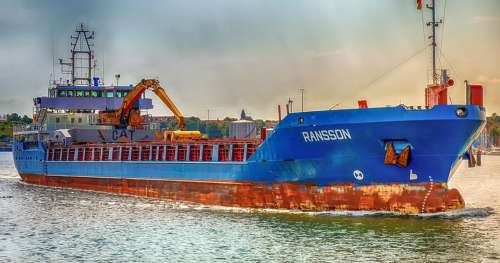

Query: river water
<box><xmin>0</xmin><ymin>152</ymin><xmax>499</xmax><ymax>262</ymax></box>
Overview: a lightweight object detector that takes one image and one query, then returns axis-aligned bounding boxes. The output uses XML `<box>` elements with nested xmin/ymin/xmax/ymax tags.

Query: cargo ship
<box><xmin>13</xmin><ymin>2</ymin><xmax>486</xmax><ymax>214</ymax></box>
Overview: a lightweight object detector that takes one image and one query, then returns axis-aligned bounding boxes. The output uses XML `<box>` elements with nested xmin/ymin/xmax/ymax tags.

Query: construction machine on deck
<box><xmin>98</xmin><ymin>79</ymin><xmax>201</xmax><ymax>141</ymax></box>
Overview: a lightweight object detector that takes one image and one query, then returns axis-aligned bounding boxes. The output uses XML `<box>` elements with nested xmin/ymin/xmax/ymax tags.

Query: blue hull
<box><xmin>14</xmin><ymin>105</ymin><xmax>485</xmax><ymax>186</ymax></box>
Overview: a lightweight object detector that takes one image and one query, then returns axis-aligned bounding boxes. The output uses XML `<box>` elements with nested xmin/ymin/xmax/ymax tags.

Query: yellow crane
<box><xmin>99</xmin><ymin>79</ymin><xmax>185</xmax><ymax>129</ymax></box>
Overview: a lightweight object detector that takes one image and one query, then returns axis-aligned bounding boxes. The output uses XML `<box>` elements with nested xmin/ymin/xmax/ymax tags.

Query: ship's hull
<box><xmin>13</xmin><ymin>105</ymin><xmax>486</xmax><ymax>214</ymax></box>
<box><xmin>19</xmin><ymin>173</ymin><xmax>463</xmax><ymax>213</ymax></box>
<box><xmin>0</xmin><ymin>145</ymin><xmax>12</xmax><ymax>152</ymax></box>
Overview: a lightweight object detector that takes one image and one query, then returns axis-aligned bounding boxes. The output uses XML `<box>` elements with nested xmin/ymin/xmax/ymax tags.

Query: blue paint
<box><xmin>35</xmin><ymin>97</ymin><xmax>153</xmax><ymax>111</ymax></box>
<box><xmin>0</xmin><ymin>147</ymin><xmax>12</xmax><ymax>152</ymax></box>
<box><xmin>13</xmin><ymin>104</ymin><xmax>485</xmax><ymax>186</ymax></box>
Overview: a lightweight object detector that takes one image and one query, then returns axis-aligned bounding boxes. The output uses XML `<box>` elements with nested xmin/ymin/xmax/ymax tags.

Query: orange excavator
<box><xmin>98</xmin><ymin>79</ymin><xmax>185</xmax><ymax>129</ymax></box>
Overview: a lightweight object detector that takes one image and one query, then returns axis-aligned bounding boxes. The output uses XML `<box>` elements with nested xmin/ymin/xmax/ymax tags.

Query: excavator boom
<box><xmin>99</xmin><ymin>79</ymin><xmax>185</xmax><ymax>129</ymax></box>
<box><xmin>151</xmin><ymin>85</ymin><xmax>185</xmax><ymax>129</ymax></box>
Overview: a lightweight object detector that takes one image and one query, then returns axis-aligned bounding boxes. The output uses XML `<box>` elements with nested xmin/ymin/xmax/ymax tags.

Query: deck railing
<box><xmin>46</xmin><ymin>140</ymin><xmax>260</xmax><ymax>163</ymax></box>
<box><xmin>13</xmin><ymin>123</ymin><xmax>43</xmax><ymax>134</ymax></box>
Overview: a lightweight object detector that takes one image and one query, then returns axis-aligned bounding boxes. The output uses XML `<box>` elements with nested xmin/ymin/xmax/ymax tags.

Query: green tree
<box><xmin>206</xmin><ymin>123</ymin><xmax>223</xmax><ymax>138</ymax></box>
<box><xmin>184</xmin><ymin>117</ymin><xmax>201</xmax><ymax>131</ymax></box>
<box><xmin>491</xmin><ymin>127</ymin><xmax>500</xmax><ymax>137</ymax></box>
<box><xmin>21</xmin><ymin>115</ymin><xmax>32</xmax><ymax>124</ymax></box>
<box><xmin>7</xmin><ymin>113</ymin><xmax>21</xmax><ymax>123</ymax></box>
<box><xmin>255</xmin><ymin>119</ymin><xmax>265</xmax><ymax>132</ymax></box>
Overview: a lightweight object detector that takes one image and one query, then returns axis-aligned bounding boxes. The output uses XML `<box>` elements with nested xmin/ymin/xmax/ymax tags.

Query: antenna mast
<box><xmin>59</xmin><ymin>23</ymin><xmax>95</xmax><ymax>86</ymax></box>
<box><xmin>427</xmin><ymin>0</ymin><xmax>442</xmax><ymax>84</ymax></box>
<box><xmin>423</xmin><ymin>0</ymin><xmax>454</xmax><ymax>108</ymax></box>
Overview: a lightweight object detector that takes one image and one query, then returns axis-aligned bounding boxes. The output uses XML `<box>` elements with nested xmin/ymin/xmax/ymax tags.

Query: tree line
<box><xmin>0</xmin><ymin>113</ymin><xmax>33</xmax><ymax>141</ymax></box>
<box><xmin>488</xmin><ymin>113</ymin><xmax>500</xmax><ymax>138</ymax></box>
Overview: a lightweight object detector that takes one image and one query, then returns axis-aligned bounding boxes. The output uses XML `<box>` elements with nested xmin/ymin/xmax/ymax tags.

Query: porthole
<box><xmin>456</xmin><ymin>107</ymin><xmax>467</xmax><ymax>118</ymax></box>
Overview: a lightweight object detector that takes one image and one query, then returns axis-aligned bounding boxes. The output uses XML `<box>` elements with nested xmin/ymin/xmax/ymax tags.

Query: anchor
<box><xmin>384</xmin><ymin>143</ymin><xmax>411</xmax><ymax>168</ymax></box>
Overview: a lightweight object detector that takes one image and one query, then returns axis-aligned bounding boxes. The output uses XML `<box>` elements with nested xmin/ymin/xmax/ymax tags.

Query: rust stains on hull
<box><xmin>19</xmin><ymin>174</ymin><xmax>464</xmax><ymax>214</ymax></box>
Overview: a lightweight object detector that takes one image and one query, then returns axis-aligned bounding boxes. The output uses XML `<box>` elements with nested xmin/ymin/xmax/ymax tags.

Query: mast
<box><xmin>59</xmin><ymin>24</ymin><xmax>95</xmax><ymax>86</ymax></box>
<box><xmin>423</xmin><ymin>0</ymin><xmax>451</xmax><ymax>108</ymax></box>
<box><xmin>427</xmin><ymin>0</ymin><xmax>441</xmax><ymax>84</ymax></box>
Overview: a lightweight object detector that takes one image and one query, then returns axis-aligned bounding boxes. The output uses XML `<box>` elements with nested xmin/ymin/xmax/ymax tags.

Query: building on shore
<box><xmin>229</xmin><ymin>120</ymin><xmax>256</xmax><ymax>138</ymax></box>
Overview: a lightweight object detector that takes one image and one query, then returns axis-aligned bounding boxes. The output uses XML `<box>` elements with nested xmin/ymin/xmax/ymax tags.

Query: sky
<box><xmin>0</xmin><ymin>0</ymin><xmax>499</xmax><ymax>120</ymax></box>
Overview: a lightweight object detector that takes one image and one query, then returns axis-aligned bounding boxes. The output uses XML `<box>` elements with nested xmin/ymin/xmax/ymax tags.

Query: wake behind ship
<box><xmin>13</xmin><ymin>3</ymin><xmax>487</xmax><ymax>214</ymax></box>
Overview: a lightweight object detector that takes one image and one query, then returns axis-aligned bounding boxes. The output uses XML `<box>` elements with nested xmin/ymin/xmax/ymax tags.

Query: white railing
<box><xmin>13</xmin><ymin>123</ymin><xmax>43</xmax><ymax>134</ymax></box>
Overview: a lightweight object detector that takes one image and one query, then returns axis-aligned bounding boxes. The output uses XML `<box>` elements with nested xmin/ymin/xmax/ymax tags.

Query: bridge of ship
<box><xmin>35</xmin><ymin>84</ymin><xmax>153</xmax><ymax>111</ymax></box>
<box><xmin>46</xmin><ymin>139</ymin><xmax>261</xmax><ymax>163</ymax></box>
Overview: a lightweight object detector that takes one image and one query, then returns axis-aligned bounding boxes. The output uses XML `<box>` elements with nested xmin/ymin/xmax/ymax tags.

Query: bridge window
<box><xmin>91</xmin><ymin>91</ymin><xmax>103</xmax><ymax>97</ymax></box>
<box><xmin>116</xmin><ymin>91</ymin><xmax>129</xmax><ymax>98</ymax></box>
<box><xmin>57</xmin><ymin>90</ymin><xmax>66</xmax><ymax>97</ymax></box>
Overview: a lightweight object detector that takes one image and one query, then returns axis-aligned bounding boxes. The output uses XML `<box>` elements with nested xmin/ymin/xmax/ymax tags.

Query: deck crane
<box><xmin>98</xmin><ymin>79</ymin><xmax>185</xmax><ymax>129</ymax></box>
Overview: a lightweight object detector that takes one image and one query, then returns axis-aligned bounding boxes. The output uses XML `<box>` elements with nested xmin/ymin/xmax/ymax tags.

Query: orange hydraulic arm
<box><xmin>99</xmin><ymin>79</ymin><xmax>185</xmax><ymax>129</ymax></box>
<box><xmin>150</xmin><ymin>83</ymin><xmax>185</xmax><ymax>129</ymax></box>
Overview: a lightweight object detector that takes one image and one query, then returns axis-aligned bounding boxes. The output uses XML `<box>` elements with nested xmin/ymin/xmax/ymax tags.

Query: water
<box><xmin>0</xmin><ymin>153</ymin><xmax>499</xmax><ymax>262</ymax></box>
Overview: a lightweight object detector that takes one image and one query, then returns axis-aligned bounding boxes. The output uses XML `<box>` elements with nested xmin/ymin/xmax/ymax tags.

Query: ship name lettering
<box><xmin>302</xmin><ymin>129</ymin><xmax>351</xmax><ymax>142</ymax></box>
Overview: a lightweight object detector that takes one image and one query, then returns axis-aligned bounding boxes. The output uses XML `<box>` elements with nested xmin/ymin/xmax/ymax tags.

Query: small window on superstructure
<box><xmin>78</xmin><ymin>118</ymin><xmax>82</xmax><ymax>123</ymax></box>
<box><xmin>67</xmin><ymin>90</ymin><xmax>74</xmax><ymax>97</ymax></box>
<box><xmin>106</xmin><ymin>91</ymin><xmax>114</xmax><ymax>98</ymax></box>
<box><xmin>71</xmin><ymin>118</ymin><xmax>75</xmax><ymax>124</ymax></box>
<box><xmin>55</xmin><ymin>117</ymin><xmax>60</xmax><ymax>123</ymax></box>
<box><xmin>76</xmin><ymin>90</ymin><xmax>83</xmax><ymax>97</ymax></box>
<box><xmin>122</xmin><ymin>91</ymin><xmax>128</xmax><ymax>97</ymax></box>
<box><xmin>84</xmin><ymin>91</ymin><xmax>90</xmax><ymax>97</ymax></box>
<box><xmin>57</xmin><ymin>90</ymin><xmax>66</xmax><ymax>97</ymax></box>
<box><xmin>91</xmin><ymin>91</ymin><xmax>98</xmax><ymax>97</ymax></box>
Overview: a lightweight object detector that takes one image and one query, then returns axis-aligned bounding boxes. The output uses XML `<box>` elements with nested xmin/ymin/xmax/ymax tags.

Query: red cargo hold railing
<box><xmin>46</xmin><ymin>139</ymin><xmax>261</xmax><ymax>163</ymax></box>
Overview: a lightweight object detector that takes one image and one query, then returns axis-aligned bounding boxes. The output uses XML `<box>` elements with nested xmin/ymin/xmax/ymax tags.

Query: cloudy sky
<box><xmin>0</xmin><ymin>0</ymin><xmax>499</xmax><ymax>120</ymax></box>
